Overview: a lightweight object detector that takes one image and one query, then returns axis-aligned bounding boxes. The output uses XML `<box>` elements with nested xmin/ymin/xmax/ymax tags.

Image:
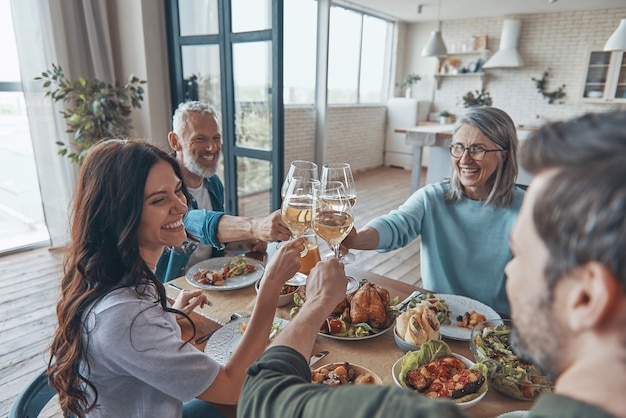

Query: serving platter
<box><xmin>318</xmin><ymin>320</ymin><xmax>394</xmax><ymax>341</ymax></box>
<box><xmin>186</xmin><ymin>256</ymin><xmax>264</xmax><ymax>290</ymax></box>
<box><xmin>204</xmin><ymin>316</ymin><xmax>288</xmax><ymax>365</ymax></box>
<box><xmin>436</xmin><ymin>294</ymin><xmax>501</xmax><ymax>341</ymax></box>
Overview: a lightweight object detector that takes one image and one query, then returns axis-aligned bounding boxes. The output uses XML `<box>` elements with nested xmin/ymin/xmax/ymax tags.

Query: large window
<box><xmin>0</xmin><ymin>0</ymin><xmax>49</xmax><ymax>253</ymax></box>
<box><xmin>284</xmin><ymin>0</ymin><xmax>394</xmax><ymax>105</ymax></box>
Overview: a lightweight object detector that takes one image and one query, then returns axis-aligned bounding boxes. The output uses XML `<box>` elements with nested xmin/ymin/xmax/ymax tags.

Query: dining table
<box><xmin>167</xmin><ymin>259</ymin><xmax>534</xmax><ymax>418</ymax></box>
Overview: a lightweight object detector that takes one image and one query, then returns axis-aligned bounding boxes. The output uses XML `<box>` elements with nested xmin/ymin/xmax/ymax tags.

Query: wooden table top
<box><xmin>168</xmin><ymin>264</ymin><xmax>533</xmax><ymax>418</ymax></box>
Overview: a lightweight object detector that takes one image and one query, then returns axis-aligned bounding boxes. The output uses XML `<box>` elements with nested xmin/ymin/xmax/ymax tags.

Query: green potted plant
<box><xmin>400</xmin><ymin>73</ymin><xmax>421</xmax><ymax>98</ymax></box>
<box><xmin>460</xmin><ymin>89</ymin><xmax>493</xmax><ymax>108</ymax></box>
<box><xmin>35</xmin><ymin>64</ymin><xmax>146</xmax><ymax>163</ymax></box>
<box><xmin>438</xmin><ymin>111</ymin><xmax>454</xmax><ymax>124</ymax></box>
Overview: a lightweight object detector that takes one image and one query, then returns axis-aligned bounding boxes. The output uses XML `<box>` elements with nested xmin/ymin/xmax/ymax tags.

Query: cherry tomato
<box><xmin>246</xmin><ymin>263</ymin><xmax>255</xmax><ymax>271</ymax></box>
<box><xmin>320</xmin><ymin>318</ymin><xmax>343</xmax><ymax>333</ymax></box>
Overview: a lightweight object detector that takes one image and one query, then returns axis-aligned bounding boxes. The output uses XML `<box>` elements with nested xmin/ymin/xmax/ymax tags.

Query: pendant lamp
<box><xmin>421</xmin><ymin>0</ymin><xmax>447</xmax><ymax>57</ymax></box>
<box><xmin>604</xmin><ymin>19</ymin><xmax>626</xmax><ymax>51</ymax></box>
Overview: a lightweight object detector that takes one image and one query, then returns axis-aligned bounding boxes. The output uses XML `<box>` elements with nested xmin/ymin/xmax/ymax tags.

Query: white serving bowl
<box><xmin>254</xmin><ymin>279</ymin><xmax>298</xmax><ymax>307</ymax></box>
<box><xmin>392</xmin><ymin>352</ymin><xmax>487</xmax><ymax>410</ymax></box>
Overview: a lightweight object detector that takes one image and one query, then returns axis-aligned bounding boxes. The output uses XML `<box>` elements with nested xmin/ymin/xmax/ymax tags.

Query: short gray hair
<box><xmin>521</xmin><ymin>110</ymin><xmax>626</xmax><ymax>294</ymax></box>
<box><xmin>535</xmin><ymin>157</ymin><xmax>626</xmax><ymax>293</ymax></box>
<box><xmin>172</xmin><ymin>101</ymin><xmax>221</xmax><ymax>136</ymax></box>
<box><xmin>521</xmin><ymin>111</ymin><xmax>626</xmax><ymax>174</ymax></box>
<box><xmin>446</xmin><ymin>107</ymin><xmax>519</xmax><ymax>207</ymax></box>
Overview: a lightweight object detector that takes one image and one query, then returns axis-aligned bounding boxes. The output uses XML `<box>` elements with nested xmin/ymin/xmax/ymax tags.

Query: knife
<box><xmin>309</xmin><ymin>350</ymin><xmax>329</xmax><ymax>367</ymax></box>
<box><xmin>394</xmin><ymin>290</ymin><xmax>422</xmax><ymax>311</ymax></box>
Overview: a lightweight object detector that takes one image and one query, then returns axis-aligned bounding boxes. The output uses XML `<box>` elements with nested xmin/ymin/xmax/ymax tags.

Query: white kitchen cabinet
<box><xmin>581</xmin><ymin>50</ymin><xmax>626</xmax><ymax>103</ymax></box>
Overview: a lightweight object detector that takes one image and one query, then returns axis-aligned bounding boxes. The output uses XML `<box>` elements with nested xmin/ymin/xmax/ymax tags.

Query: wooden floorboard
<box><xmin>0</xmin><ymin>165</ymin><xmax>422</xmax><ymax>416</ymax></box>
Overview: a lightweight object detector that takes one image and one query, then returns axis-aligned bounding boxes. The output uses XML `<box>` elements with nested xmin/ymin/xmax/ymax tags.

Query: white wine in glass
<box><xmin>320</xmin><ymin>163</ymin><xmax>356</xmax><ymax>262</ymax></box>
<box><xmin>312</xmin><ymin>181</ymin><xmax>354</xmax><ymax>259</ymax></box>
<box><xmin>281</xmin><ymin>178</ymin><xmax>318</xmax><ymax>255</ymax></box>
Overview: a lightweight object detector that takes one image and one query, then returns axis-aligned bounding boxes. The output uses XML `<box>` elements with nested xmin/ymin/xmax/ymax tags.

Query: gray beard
<box><xmin>183</xmin><ymin>155</ymin><xmax>216</xmax><ymax>179</ymax></box>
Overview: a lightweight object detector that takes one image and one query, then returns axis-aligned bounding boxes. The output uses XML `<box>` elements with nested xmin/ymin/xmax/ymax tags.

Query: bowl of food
<box><xmin>470</xmin><ymin>319</ymin><xmax>554</xmax><ymax>401</ymax></box>
<box><xmin>394</xmin><ymin>305</ymin><xmax>441</xmax><ymax>352</ymax></box>
<box><xmin>391</xmin><ymin>340</ymin><xmax>488</xmax><ymax>410</ymax></box>
<box><xmin>312</xmin><ymin>362</ymin><xmax>382</xmax><ymax>386</ymax></box>
<box><xmin>255</xmin><ymin>279</ymin><xmax>298</xmax><ymax>307</ymax></box>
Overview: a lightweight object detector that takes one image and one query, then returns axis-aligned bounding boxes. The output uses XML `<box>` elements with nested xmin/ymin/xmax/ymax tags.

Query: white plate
<box><xmin>436</xmin><ymin>294</ymin><xmax>501</xmax><ymax>341</ymax></box>
<box><xmin>392</xmin><ymin>352</ymin><xmax>487</xmax><ymax>410</ymax></box>
<box><xmin>318</xmin><ymin>320</ymin><xmax>394</xmax><ymax>341</ymax></box>
<box><xmin>204</xmin><ymin>317</ymin><xmax>288</xmax><ymax>365</ymax></box>
<box><xmin>497</xmin><ymin>411</ymin><xmax>529</xmax><ymax>418</ymax></box>
<box><xmin>186</xmin><ymin>256</ymin><xmax>264</xmax><ymax>290</ymax></box>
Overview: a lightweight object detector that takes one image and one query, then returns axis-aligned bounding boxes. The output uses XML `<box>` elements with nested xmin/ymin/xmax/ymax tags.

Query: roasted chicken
<box><xmin>348</xmin><ymin>282</ymin><xmax>391</xmax><ymax>328</ymax></box>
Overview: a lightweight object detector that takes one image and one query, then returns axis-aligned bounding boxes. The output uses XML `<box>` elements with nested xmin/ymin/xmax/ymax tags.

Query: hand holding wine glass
<box><xmin>312</xmin><ymin>181</ymin><xmax>354</xmax><ymax>259</ymax></box>
<box><xmin>281</xmin><ymin>178</ymin><xmax>318</xmax><ymax>256</ymax></box>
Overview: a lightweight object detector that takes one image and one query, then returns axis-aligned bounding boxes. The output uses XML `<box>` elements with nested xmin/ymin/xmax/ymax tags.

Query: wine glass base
<box><xmin>322</xmin><ymin>251</ymin><xmax>355</xmax><ymax>264</ymax></box>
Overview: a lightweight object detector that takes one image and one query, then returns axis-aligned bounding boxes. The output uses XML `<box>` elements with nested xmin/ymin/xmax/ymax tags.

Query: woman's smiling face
<box><xmin>137</xmin><ymin>159</ymin><xmax>188</xmax><ymax>267</ymax></box>
<box><xmin>451</xmin><ymin>124</ymin><xmax>506</xmax><ymax>200</ymax></box>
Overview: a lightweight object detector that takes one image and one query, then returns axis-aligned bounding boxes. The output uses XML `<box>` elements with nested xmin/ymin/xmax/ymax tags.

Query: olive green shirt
<box><xmin>240</xmin><ymin>346</ymin><xmax>616</xmax><ymax>418</ymax></box>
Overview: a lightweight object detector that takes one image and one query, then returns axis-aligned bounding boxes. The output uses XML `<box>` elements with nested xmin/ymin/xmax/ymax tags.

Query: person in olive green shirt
<box><xmin>238</xmin><ymin>111</ymin><xmax>626</xmax><ymax>418</ymax></box>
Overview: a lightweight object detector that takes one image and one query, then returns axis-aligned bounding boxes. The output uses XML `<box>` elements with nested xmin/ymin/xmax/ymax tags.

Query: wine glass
<box><xmin>312</xmin><ymin>181</ymin><xmax>354</xmax><ymax>259</ymax></box>
<box><xmin>281</xmin><ymin>178</ymin><xmax>318</xmax><ymax>256</ymax></box>
<box><xmin>281</xmin><ymin>160</ymin><xmax>319</xmax><ymax>199</ymax></box>
<box><xmin>321</xmin><ymin>163</ymin><xmax>357</xmax><ymax>262</ymax></box>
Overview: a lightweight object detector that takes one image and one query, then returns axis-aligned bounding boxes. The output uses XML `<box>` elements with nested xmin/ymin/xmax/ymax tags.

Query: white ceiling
<box><xmin>336</xmin><ymin>0</ymin><xmax>626</xmax><ymax>23</ymax></box>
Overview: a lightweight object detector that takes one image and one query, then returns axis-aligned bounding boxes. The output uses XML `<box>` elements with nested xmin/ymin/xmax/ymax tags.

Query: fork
<box><xmin>195</xmin><ymin>312</ymin><xmax>248</xmax><ymax>344</ymax></box>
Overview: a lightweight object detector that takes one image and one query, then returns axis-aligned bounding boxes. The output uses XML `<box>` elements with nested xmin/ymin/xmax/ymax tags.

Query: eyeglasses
<box><xmin>449</xmin><ymin>143</ymin><xmax>506</xmax><ymax>161</ymax></box>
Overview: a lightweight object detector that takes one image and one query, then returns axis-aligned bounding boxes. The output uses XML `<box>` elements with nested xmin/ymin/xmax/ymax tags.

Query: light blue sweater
<box><xmin>367</xmin><ymin>182</ymin><xmax>524</xmax><ymax>314</ymax></box>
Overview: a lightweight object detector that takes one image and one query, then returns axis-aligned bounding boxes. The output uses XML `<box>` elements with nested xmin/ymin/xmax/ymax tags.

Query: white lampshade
<box><xmin>422</xmin><ymin>30</ymin><xmax>448</xmax><ymax>57</ymax></box>
<box><xmin>604</xmin><ymin>19</ymin><xmax>626</xmax><ymax>51</ymax></box>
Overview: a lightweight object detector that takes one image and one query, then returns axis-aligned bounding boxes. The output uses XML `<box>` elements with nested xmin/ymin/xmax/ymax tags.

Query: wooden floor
<box><xmin>0</xmin><ymin>165</ymin><xmax>422</xmax><ymax>416</ymax></box>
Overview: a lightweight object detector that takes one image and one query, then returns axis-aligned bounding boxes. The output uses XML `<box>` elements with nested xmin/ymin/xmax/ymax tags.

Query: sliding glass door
<box><xmin>165</xmin><ymin>0</ymin><xmax>284</xmax><ymax>216</ymax></box>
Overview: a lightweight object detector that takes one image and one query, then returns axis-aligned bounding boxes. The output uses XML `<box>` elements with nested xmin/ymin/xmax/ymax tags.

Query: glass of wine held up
<box><xmin>281</xmin><ymin>160</ymin><xmax>319</xmax><ymax>199</ymax></box>
<box><xmin>320</xmin><ymin>163</ymin><xmax>357</xmax><ymax>262</ymax></box>
<box><xmin>281</xmin><ymin>178</ymin><xmax>319</xmax><ymax>256</ymax></box>
<box><xmin>312</xmin><ymin>181</ymin><xmax>354</xmax><ymax>260</ymax></box>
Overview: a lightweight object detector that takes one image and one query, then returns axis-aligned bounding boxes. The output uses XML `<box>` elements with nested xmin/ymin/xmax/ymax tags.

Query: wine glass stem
<box><xmin>332</xmin><ymin>244</ymin><xmax>340</xmax><ymax>258</ymax></box>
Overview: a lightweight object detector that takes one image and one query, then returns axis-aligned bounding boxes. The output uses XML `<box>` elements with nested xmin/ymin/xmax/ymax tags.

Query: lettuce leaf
<box><xmin>398</xmin><ymin>340</ymin><xmax>452</xmax><ymax>387</ymax></box>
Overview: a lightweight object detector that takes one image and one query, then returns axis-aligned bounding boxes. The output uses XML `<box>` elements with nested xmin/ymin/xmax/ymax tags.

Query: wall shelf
<box><xmin>434</xmin><ymin>72</ymin><xmax>486</xmax><ymax>89</ymax></box>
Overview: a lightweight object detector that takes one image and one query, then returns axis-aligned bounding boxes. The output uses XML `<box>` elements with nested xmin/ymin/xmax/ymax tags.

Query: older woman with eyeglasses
<box><xmin>343</xmin><ymin>106</ymin><xmax>523</xmax><ymax>314</ymax></box>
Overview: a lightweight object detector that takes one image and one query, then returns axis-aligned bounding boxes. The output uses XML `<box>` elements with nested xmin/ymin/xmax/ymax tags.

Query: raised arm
<box><xmin>270</xmin><ymin>258</ymin><xmax>348</xmax><ymax>358</ymax></box>
<box><xmin>216</xmin><ymin>210</ymin><xmax>291</xmax><ymax>244</ymax></box>
<box><xmin>341</xmin><ymin>225</ymin><xmax>381</xmax><ymax>252</ymax></box>
<box><xmin>196</xmin><ymin>238</ymin><xmax>305</xmax><ymax>405</ymax></box>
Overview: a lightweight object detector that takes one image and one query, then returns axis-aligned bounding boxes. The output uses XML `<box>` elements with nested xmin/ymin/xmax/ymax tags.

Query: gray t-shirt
<box><xmin>82</xmin><ymin>286</ymin><xmax>219</xmax><ymax>417</ymax></box>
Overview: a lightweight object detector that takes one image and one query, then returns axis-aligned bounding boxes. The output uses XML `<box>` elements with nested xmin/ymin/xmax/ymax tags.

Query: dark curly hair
<box><xmin>48</xmin><ymin>139</ymin><xmax>194</xmax><ymax>417</ymax></box>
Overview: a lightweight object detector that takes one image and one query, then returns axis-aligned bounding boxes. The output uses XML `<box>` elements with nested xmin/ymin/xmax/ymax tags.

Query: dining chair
<box><xmin>9</xmin><ymin>368</ymin><xmax>58</xmax><ymax>418</ymax></box>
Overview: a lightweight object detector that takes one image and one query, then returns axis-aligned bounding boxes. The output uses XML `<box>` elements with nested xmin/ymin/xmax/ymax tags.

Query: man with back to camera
<box><xmin>236</xmin><ymin>111</ymin><xmax>626</xmax><ymax>418</ymax></box>
<box><xmin>156</xmin><ymin>101</ymin><xmax>290</xmax><ymax>282</ymax></box>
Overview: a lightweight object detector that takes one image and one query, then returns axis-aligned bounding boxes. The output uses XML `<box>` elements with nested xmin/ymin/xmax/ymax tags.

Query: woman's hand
<box><xmin>172</xmin><ymin>289</ymin><xmax>209</xmax><ymax>319</ymax></box>
<box><xmin>260</xmin><ymin>238</ymin><xmax>304</xmax><ymax>292</ymax></box>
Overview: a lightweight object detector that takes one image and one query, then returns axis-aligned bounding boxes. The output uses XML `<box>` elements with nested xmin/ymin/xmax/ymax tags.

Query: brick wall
<box><xmin>407</xmin><ymin>8</ymin><xmax>626</xmax><ymax>125</ymax></box>
<box><xmin>284</xmin><ymin>104</ymin><xmax>386</xmax><ymax>172</ymax></box>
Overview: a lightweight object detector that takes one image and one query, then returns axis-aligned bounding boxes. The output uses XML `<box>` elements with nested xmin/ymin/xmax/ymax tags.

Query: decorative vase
<box><xmin>439</xmin><ymin>116</ymin><xmax>448</xmax><ymax>124</ymax></box>
<box><xmin>405</xmin><ymin>87</ymin><xmax>412</xmax><ymax>98</ymax></box>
